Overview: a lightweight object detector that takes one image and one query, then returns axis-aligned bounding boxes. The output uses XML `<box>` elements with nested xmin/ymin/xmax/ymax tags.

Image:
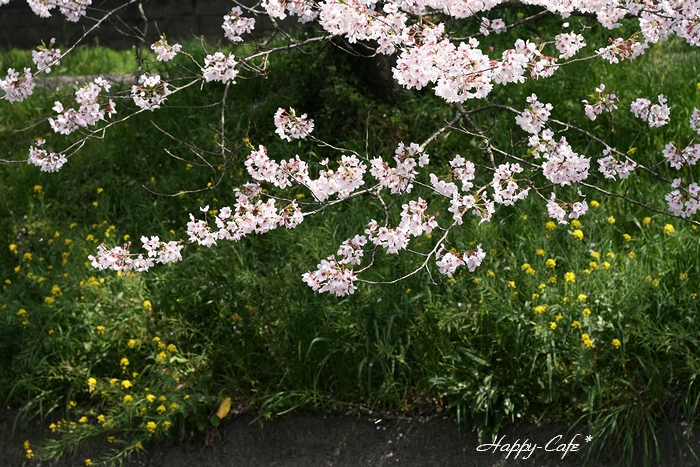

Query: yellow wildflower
<box><xmin>147</xmin><ymin>394</ymin><xmax>156</xmax><ymax>403</ymax></box>
<box><xmin>549</xmin><ymin>322</ymin><xmax>557</xmax><ymax>330</ymax></box>
<box><xmin>534</xmin><ymin>305</ymin><xmax>546</xmax><ymax>314</ymax></box>
<box><xmin>572</xmin><ymin>228</ymin><xmax>583</xmax><ymax>239</ymax></box>
<box><xmin>123</xmin><ymin>395</ymin><xmax>134</xmax><ymax>403</ymax></box>
<box><xmin>143</xmin><ymin>300</ymin><xmax>153</xmax><ymax>311</ymax></box>
<box><xmin>536</xmin><ymin>249</ymin><xmax>545</xmax><ymax>256</ymax></box>
<box><xmin>623</xmin><ymin>234</ymin><xmax>631</xmax><ymax>242</ymax></box>
<box><xmin>582</xmin><ymin>308</ymin><xmax>592</xmax><ymax>317</ymax></box>
<box><xmin>578</xmin><ymin>294</ymin><xmax>587</xmax><ymax>301</ymax></box>
<box><xmin>549</xmin><ymin>276</ymin><xmax>557</xmax><ymax>284</ymax></box>
<box><xmin>590</xmin><ymin>200</ymin><xmax>600</xmax><ymax>208</ymax></box>
<box><xmin>79</xmin><ymin>416</ymin><xmax>88</xmax><ymax>424</ymax></box>
<box><xmin>545</xmin><ymin>258</ymin><xmax>556</xmax><ymax>268</ymax></box>
<box><xmin>607</xmin><ymin>216</ymin><xmax>616</xmax><ymax>224</ymax></box>
<box><xmin>167</xmin><ymin>344</ymin><xmax>177</xmax><ymax>353</ymax></box>
<box><xmin>88</xmin><ymin>377</ymin><xmax>97</xmax><ymax>392</ymax></box>
<box><xmin>612</xmin><ymin>339</ymin><xmax>621</xmax><ymax>349</ymax></box>
<box><xmin>628</xmin><ymin>252</ymin><xmax>636</xmax><ymax>259</ymax></box>
<box><xmin>121</xmin><ymin>380</ymin><xmax>132</xmax><ymax>390</ymax></box>
<box><xmin>146</xmin><ymin>421</ymin><xmax>157</xmax><ymax>433</ymax></box>
<box><xmin>157</xmin><ymin>404</ymin><xmax>166</xmax><ymax>414</ymax></box>
<box><xmin>120</xmin><ymin>357</ymin><xmax>129</xmax><ymax>367</ymax></box>
<box><xmin>680</xmin><ymin>273</ymin><xmax>688</xmax><ymax>280</ymax></box>
<box><xmin>571</xmin><ymin>320</ymin><xmax>581</xmax><ymax>329</ymax></box>
<box><xmin>581</xmin><ymin>334</ymin><xmax>593</xmax><ymax>348</ymax></box>
<box><xmin>487</xmin><ymin>270</ymin><xmax>495</xmax><ymax>277</ymax></box>
<box><xmin>602</xmin><ymin>261</ymin><xmax>611</xmax><ymax>269</ymax></box>
<box><xmin>128</xmin><ymin>339</ymin><xmax>137</xmax><ymax>349</ymax></box>
<box><xmin>545</xmin><ymin>221</ymin><xmax>557</xmax><ymax>230</ymax></box>
<box><xmin>96</xmin><ymin>326</ymin><xmax>105</xmax><ymax>335</ymax></box>
<box><xmin>664</xmin><ymin>224</ymin><xmax>675</xmax><ymax>235</ymax></box>
<box><xmin>643</xmin><ymin>217</ymin><xmax>651</xmax><ymax>226</ymax></box>
<box><xmin>564</xmin><ymin>272</ymin><xmax>576</xmax><ymax>283</ymax></box>
<box><xmin>571</xmin><ymin>219</ymin><xmax>581</xmax><ymax>228</ymax></box>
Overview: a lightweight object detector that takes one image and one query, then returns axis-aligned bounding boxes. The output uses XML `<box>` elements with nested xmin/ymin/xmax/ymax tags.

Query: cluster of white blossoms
<box><xmin>491</xmin><ymin>162</ymin><xmax>530</xmax><ymax>206</ymax></box>
<box><xmin>131</xmin><ymin>74</ymin><xmax>171</xmax><ymax>111</ymax></box>
<box><xmin>516</xmin><ymin>94</ymin><xmax>553</xmax><ymax>134</ymax></box>
<box><xmin>598</xmin><ymin>148</ymin><xmax>637</xmax><ymax>180</ymax></box>
<box><xmin>23</xmin><ymin>0</ymin><xmax>91</xmax><ymax>22</ymax></box>
<box><xmin>546</xmin><ymin>192</ymin><xmax>588</xmax><ymax>224</ymax></box>
<box><xmin>31</xmin><ymin>38</ymin><xmax>61</xmax><ymax>73</ymax></box>
<box><xmin>0</xmin><ymin>67</ymin><xmax>35</xmax><ymax>103</ymax></box>
<box><xmin>50</xmin><ymin>77</ymin><xmax>116</xmax><ymax>135</ymax></box>
<box><xmin>555</xmin><ymin>30</ymin><xmax>586</xmax><ymax>59</ymax></box>
<box><xmin>435</xmin><ymin>244</ymin><xmax>486</xmax><ymax>278</ymax></box>
<box><xmin>666</xmin><ymin>179</ymin><xmax>700</xmax><ymax>218</ymax></box>
<box><xmin>274</xmin><ymin>108</ymin><xmax>315</xmax><ymax>141</ymax></box>
<box><xmin>301</xmin><ymin>235</ymin><xmax>365</xmax><ymax>296</ymax></box>
<box><xmin>27</xmin><ymin>139</ymin><xmax>67</xmax><ymax>173</ymax></box>
<box><xmin>245</xmin><ymin>144</ymin><xmax>366</xmax><ymax>202</ymax></box>
<box><xmin>630</xmin><ymin>94</ymin><xmax>671</xmax><ymax>128</ymax></box>
<box><xmin>88</xmin><ymin>238</ymin><xmax>184</xmax><ymax>273</ymax></box>
<box><xmin>582</xmin><ymin>84</ymin><xmax>619</xmax><ymax>121</ymax></box>
<box><xmin>186</xmin><ymin>184</ymin><xmax>303</xmax><ymax>250</ymax></box>
<box><xmin>370</xmin><ymin>142</ymin><xmax>429</xmax><ymax>194</ymax></box>
<box><xmin>222</xmin><ymin>7</ymin><xmax>256</xmax><ymax>42</ymax></box>
<box><xmin>150</xmin><ymin>35</ymin><xmax>182</xmax><ymax>62</ymax></box>
<box><xmin>202</xmin><ymin>52</ymin><xmax>239</xmax><ymax>84</ymax></box>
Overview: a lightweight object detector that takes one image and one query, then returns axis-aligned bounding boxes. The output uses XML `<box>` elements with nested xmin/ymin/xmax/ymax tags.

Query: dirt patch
<box><xmin>2</xmin><ymin>407</ymin><xmax>699</xmax><ymax>466</ymax></box>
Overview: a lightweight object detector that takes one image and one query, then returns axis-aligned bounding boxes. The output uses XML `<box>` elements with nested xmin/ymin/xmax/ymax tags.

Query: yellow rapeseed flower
<box><xmin>571</xmin><ymin>219</ymin><xmax>581</xmax><ymax>228</ymax></box>
<box><xmin>128</xmin><ymin>339</ymin><xmax>137</xmax><ymax>349</ymax></box>
<box><xmin>581</xmin><ymin>334</ymin><xmax>593</xmax><ymax>348</ymax></box>
<box><xmin>578</xmin><ymin>294</ymin><xmax>587</xmax><ymax>301</ymax></box>
<box><xmin>507</xmin><ymin>281</ymin><xmax>516</xmax><ymax>289</ymax></box>
<box><xmin>96</xmin><ymin>326</ymin><xmax>105</xmax><ymax>335</ymax></box>
<box><xmin>157</xmin><ymin>404</ymin><xmax>166</xmax><ymax>414</ymax></box>
<box><xmin>602</xmin><ymin>261</ymin><xmax>611</xmax><ymax>269</ymax></box>
<box><xmin>549</xmin><ymin>276</ymin><xmax>557</xmax><ymax>284</ymax></box>
<box><xmin>88</xmin><ymin>377</ymin><xmax>97</xmax><ymax>392</ymax></box>
<box><xmin>147</xmin><ymin>394</ymin><xmax>156</xmax><ymax>403</ymax></box>
<box><xmin>628</xmin><ymin>252</ymin><xmax>636</xmax><ymax>259</ymax></box>
<box><xmin>549</xmin><ymin>322</ymin><xmax>557</xmax><ymax>330</ymax></box>
<box><xmin>643</xmin><ymin>217</ymin><xmax>651</xmax><ymax>226</ymax></box>
<box><xmin>123</xmin><ymin>395</ymin><xmax>134</xmax><ymax>403</ymax></box>
<box><xmin>121</xmin><ymin>380</ymin><xmax>132</xmax><ymax>389</ymax></box>
<box><xmin>623</xmin><ymin>234</ymin><xmax>631</xmax><ymax>242</ymax></box>
<box><xmin>545</xmin><ymin>221</ymin><xmax>557</xmax><ymax>231</ymax></box>
<box><xmin>143</xmin><ymin>300</ymin><xmax>153</xmax><ymax>311</ymax></box>
<box><xmin>536</xmin><ymin>249</ymin><xmax>545</xmax><ymax>256</ymax></box>
<box><xmin>9</xmin><ymin>244</ymin><xmax>17</xmax><ymax>253</ymax></box>
<box><xmin>664</xmin><ymin>224</ymin><xmax>675</xmax><ymax>235</ymax></box>
<box><xmin>146</xmin><ymin>421</ymin><xmax>157</xmax><ymax>433</ymax></box>
<box><xmin>85</xmin><ymin>459</ymin><xmax>92</xmax><ymax>466</ymax></box>
<box><xmin>612</xmin><ymin>339</ymin><xmax>621</xmax><ymax>348</ymax></box>
<box><xmin>78</xmin><ymin>416</ymin><xmax>88</xmax><ymax>424</ymax></box>
<box><xmin>590</xmin><ymin>200</ymin><xmax>600</xmax><ymax>208</ymax></box>
<box><xmin>120</xmin><ymin>357</ymin><xmax>129</xmax><ymax>367</ymax></box>
<box><xmin>564</xmin><ymin>272</ymin><xmax>576</xmax><ymax>283</ymax></box>
<box><xmin>167</xmin><ymin>344</ymin><xmax>177</xmax><ymax>353</ymax></box>
<box><xmin>534</xmin><ymin>306</ymin><xmax>546</xmax><ymax>314</ymax></box>
<box><xmin>680</xmin><ymin>273</ymin><xmax>688</xmax><ymax>280</ymax></box>
<box><xmin>571</xmin><ymin>320</ymin><xmax>581</xmax><ymax>329</ymax></box>
<box><xmin>582</xmin><ymin>308</ymin><xmax>592</xmax><ymax>317</ymax></box>
<box><xmin>572</xmin><ymin>229</ymin><xmax>584</xmax><ymax>240</ymax></box>
<box><xmin>545</xmin><ymin>258</ymin><xmax>556</xmax><ymax>268</ymax></box>
<box><xmin>607</xmin><ymin>216</ymin><xmax>616</xmax><ymax>224</ymax></box>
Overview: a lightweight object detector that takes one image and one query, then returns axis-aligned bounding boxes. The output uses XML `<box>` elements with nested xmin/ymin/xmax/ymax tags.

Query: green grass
<box><xmin>1</xmin><ymin>16</ymin><xmax>700</xmax><ymax>466</ymax></box>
